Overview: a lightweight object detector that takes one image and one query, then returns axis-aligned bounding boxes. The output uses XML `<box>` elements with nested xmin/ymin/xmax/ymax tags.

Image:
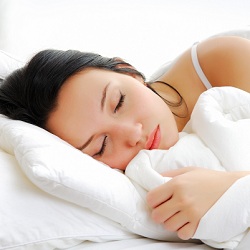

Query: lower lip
<box><xmin>148</xmin><ymin>126</ymin><xmax>161</xmax><ymax>150</ymax></box>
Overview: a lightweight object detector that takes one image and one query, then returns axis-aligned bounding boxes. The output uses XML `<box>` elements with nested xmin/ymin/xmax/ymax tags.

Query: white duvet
<box><xmin>125</xmin><ymin>87</ymin><xmax>250</xmax><ymax>249</ymax></box>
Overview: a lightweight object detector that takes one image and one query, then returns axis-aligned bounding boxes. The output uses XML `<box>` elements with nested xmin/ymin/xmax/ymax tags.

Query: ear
<box><xmin>114</xmin><ymin>58</ymin><xmax>145</xmax><ymax>83</ymax></box>
<box><xmin>133</xmin><ymin>74</ymin><xmax>145</xmax><ymax>84</ymax></box>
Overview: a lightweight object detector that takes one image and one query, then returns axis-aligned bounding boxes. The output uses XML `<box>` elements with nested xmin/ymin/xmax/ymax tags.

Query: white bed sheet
<box><xmin>67</xmin><ymin>238</ymin><xmax>214</xmax><ymax>250</ymax></box>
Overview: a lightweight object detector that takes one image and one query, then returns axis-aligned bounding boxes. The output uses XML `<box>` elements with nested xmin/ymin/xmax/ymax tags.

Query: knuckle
<box><xmin>186</xmin><ymin>205</ymin><xmax>203</xmax><ymax>221</ymax></box>
<box><xmin>171</xmin><ymin>177</ymin><xmax>183</xmax><ymax>188</ymax></box>
<box><xmin>177</xmin><ymin>196</ymin><xmax>192</xmax><ymax>209</ymax></box>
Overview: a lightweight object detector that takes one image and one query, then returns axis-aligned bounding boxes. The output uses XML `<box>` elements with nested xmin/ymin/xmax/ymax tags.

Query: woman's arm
<box><xmin>146</xmin><ymin>167</ymin><xmax>250</xmax><ymax>240</ymax></box>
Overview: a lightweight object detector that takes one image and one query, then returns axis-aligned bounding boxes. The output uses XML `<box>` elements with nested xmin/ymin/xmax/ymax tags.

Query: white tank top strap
<box><xmin>191</xmin><ymin>42</ymin><xmax>212</xmax><ymax>89</ymax></box>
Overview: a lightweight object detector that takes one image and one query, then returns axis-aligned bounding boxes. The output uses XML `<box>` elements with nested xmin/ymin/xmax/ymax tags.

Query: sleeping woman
<box><xmin>0</xmin><ymin>35</ymin><xmax>250</xmax><ymax>242</ymax></box>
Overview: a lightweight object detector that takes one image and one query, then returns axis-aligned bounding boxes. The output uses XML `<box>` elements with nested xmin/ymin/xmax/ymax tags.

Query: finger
<box><xmin>177</xmin><ymin>221</ymin><xmax>198</xmax><ymax>240</ymax></box>
<box><xmin>151</xmin><ymin>196</ymin><xmax>180</xmax><ymax>223</ymax></box>
<box><xmin>161</xmin><ymin>166</ymin><xmax>198</xmax><ymax>177</ymax></box>
<box><xmin>163</xmin><ymin>211</ymin><xmax>189</xmax><ymax>232</ymax></box>
<box><xmin>147</xmin><ymin>181</ymin><xmax>174</xmax><ymax>208</ymax></box>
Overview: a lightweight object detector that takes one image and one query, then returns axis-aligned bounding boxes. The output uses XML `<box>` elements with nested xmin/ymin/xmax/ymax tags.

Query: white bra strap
<box><xmin>191</xmin><ymin>43</ymin><xmax>212</xmax><ymax>89</ymax></box>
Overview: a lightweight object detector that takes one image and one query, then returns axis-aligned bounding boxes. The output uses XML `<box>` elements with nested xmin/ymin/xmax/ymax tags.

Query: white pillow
<box><xmin>0</xmin><ymin>115</ymin><xmax>178</xmax><ymax>242</ymax></box>
<box><xmin>0</xmin><ymin>121</ymin><xmax>135</xmax><ymax>250</ymax></box>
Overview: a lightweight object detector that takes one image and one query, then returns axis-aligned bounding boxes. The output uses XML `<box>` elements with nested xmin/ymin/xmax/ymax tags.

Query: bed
<box><xmin>0</xmin><ymin>74</ymin><xmax>215</xmax><ymax>250</ymax></box>
<box><xmin>1</xmin><ymin>1</ymin><xmax>250</xmax><ymax>250</ymax></box>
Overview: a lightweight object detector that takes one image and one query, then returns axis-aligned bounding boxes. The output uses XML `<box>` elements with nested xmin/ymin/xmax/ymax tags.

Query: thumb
<box><xmin>161</xmin><ymin>166</ymin><xmax>198</xmax><ymax>177</ymax></box>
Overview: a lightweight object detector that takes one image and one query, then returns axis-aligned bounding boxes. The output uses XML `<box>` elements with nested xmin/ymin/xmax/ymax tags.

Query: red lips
<box><xmin>146</xmin><ymin>125</ymin><xmax>161</xmax><ymax>150</ymax></box>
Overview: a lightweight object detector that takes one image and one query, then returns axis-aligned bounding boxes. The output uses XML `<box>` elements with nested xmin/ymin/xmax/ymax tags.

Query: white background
<box><xmin>0</xmin><ymin>0</ymin><xmax>250</xmax><ymax>78</ymax></box>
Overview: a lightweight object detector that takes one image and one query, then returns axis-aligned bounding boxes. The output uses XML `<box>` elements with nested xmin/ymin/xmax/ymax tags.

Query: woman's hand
<box><xmin>146</xmin><ymin>167</ymin><xmax>249</xmax><ymax>240</ymax></box>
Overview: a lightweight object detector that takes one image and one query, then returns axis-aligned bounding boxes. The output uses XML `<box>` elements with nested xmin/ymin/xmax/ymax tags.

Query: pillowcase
<box><xmin>0</xmin><ymin>115</ymin><xmax>137</xmax><ymax>250</ymax></box>
<box><xmin>0</xmin><ymin>115</ymin><xmax>178</xmax><ymax>242</ymax></box>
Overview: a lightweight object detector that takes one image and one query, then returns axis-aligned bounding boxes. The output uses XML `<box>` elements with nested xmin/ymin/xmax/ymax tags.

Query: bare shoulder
<box><xmin>197</xmin><ymin>36</ymin><xmax>250</xmax><ymax>90</ymax></box>
<box><xmin>153</xmin><ymin>36</ymin><xmax>250</xmax><ymax>130</ymax></box>
<box><xmin>198</xmin><ymin>35</ymin><xmax>250</xmax><ymax>51</ymax></box>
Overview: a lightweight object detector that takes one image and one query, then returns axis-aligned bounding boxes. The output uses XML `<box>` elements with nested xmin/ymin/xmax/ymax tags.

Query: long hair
<box><xmin>0</xmin><ymin>49</ymin><xmax>145</xmax><ymax>128</ymax></box>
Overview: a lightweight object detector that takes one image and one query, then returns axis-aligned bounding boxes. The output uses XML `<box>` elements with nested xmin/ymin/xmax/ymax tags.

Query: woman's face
<box><xmin>47</xmin><ymin>68</ymin><xmax>179</xmax><ymax>170</ymax></box>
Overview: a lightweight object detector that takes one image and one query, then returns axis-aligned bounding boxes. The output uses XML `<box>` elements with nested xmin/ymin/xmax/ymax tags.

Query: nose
<box><xmin>112</xmin><ymin>121</ymin><xmax>142</xmax><ymax>147</ymax></box>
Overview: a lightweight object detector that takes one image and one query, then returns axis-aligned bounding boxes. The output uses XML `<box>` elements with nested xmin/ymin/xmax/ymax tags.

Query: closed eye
<box><xmin>93</xmin><ymin>136</ymin><xmax>107</xmax><ymax>157</ymax></box>
<box><xmin>93</xmin><ymin>92</ymin><xmax>125</xmax><ymax>157</ymax></box>
<box><xmin>114</xmin><ymin>92</ymin><xmax>125</xmax><ymax>113</ymax></box>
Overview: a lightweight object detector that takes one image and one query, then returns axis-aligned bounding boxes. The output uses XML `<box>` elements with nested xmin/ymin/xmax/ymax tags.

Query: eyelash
<box><xmin>95</xmin><ymin>136</ymin><xmax>107</xmax><ymax>157</ymax></box>
<box><xmin>95</xmin><ymin>92</ymin><xmax>125</xmax><ymax>157</ymax></box>
<box><xmin>114</xmin><ymin>92</ymin><xmax>125</xmax><ymax>113</ymax></box>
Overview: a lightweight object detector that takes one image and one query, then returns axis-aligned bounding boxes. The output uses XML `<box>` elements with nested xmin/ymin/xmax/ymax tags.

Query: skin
<box><xmin>47</xmin><ymin>36</ymin><xmax>250</xmax><ymax>240</ymax></box>
<box><xmin>47</xmin><ymin>68</ymin><xmax>179</xmax><ymax>170</ymax></box>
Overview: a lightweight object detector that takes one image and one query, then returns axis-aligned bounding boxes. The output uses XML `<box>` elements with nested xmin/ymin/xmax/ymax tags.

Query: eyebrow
<box><xmin>101</xmin><ymin>83</ymin><xmax>110</xmax><ymax>111</ymax></box>
<box><xmin>77</xmin><ymin>135</ymin><xmax>94</xmax><ymax>151</ymax></box>
<box><xmin>77</xmin><ymin>83</ymin><xmax>110</xmax><ymax>151</ymax></box>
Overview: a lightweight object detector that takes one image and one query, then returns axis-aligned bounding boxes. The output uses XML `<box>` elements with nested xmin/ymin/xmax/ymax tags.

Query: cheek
<box><xmin>102</xmin><ymin>149</ymin><xmax>139</xmax><ymax>171</ymax></box>
<box><xmin>136</xmin><ymin>89</ymin><xmax>167</xmax><ymax>116</ymax></box>
<box><xmin>102</xmin><ymin>155</ymin><xmax>127</xmax><ymax>171</ymax></box>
